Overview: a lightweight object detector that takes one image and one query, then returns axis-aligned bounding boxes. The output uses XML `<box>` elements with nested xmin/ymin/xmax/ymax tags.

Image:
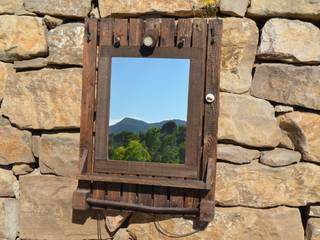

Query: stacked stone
<box><xmin>0</xmin><ymin>0</ymin><xmax>319</xmax><ymax>239</ymax></box>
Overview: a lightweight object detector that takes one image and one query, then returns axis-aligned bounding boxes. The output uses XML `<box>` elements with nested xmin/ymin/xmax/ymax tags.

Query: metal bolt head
<box><xmin>206</xmin><ymin>93</ymin><xmax>215</xmax><ymax>103</ymax></box>
<box><xmin>143</xmin><ymin>35</ymin><xmax>155</xmax><ymax>48</ymax></box>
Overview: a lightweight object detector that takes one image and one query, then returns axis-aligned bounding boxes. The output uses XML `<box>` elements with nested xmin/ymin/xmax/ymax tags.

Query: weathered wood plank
<box><xmin>92</xmin><ymin>18</ymin><xmax>114</xmax><ymax>201</ymax></box>
<box><xmin>129</xmin><ymin>18</ymin><xmax>144</xmax><ymax>46</ymax></box>
<box><xmin>153</xmin><ymin>18</ymin><xmax>176</xmax><ymax>208</ymax></box>
<box><xmin>114</xmin><ymin>19</ymin><xmax>129</xmax><ymax>46</ymax></box>
<box><xmin>169</xmin><ymin>18</ymin><xmax>193</xmax><ymax>209</ymax></box>
<box><xmin>200</xmin><ymin>18</ymin><xmax>222</xmax><ymax>221</ymax></box>
<box><xmin>80</xmin><ymin>17</ymin><xmax>98</xmax><ymax>175</ymax></box>
<box><xmin>203</xmin><ymin>18</ymin><xmax>222</xmax><ymax>196</ymax></box>
<box><xmin>107</xmin><ymin>19</ymin><xmax>130</xmax><ymax>202</ymax></box>
<box><xmin>121</xmin><ymin>18</ymin><xmax>144</xmax><ymax>205</ymax></box>
<box><xmin>136</xmin><ymin>18</ymin><xmax>161</xmax><ymax>207</ymax></box>
<box><xmin>185</xmin><ymin>18</ymin><xmax>208</xmax><ymax>209</ymax></box>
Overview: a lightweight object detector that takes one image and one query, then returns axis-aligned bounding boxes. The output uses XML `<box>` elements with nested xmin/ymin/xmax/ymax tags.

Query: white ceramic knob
<box><xmin>206</xmin><ymin>93</ymin><xmax>215</xmax><ymax>103</ymax></box>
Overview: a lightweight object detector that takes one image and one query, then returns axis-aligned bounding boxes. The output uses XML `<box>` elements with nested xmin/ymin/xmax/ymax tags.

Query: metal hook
<box><xmin>178</xmin><ymin>37</ymin><xmax>186</xmax><ymax>48</ymax></box>
<box><xmin>210</xmin><ymin>28</ymin><xmax>216</xmax><ymax>45</ymax></box>
<box><xmin>85</xmin><ymin>21</ymin><xmax>92</xmax><ymax>42</ymax></box>
<box><xmin>113</xmin><ymin>34</ymin><xmax>121</xmax><ymax>47</ymax></box>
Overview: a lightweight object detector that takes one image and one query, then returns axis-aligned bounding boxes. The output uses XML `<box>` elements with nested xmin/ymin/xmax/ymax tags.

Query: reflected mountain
<box><xmin>109</xmin><ymin>117</ymin><xmax>186</xmax><ymax>134</ymax></box>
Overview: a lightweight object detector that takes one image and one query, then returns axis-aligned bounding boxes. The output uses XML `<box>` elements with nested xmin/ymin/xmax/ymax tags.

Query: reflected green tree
<box><xmin>124</xmin><ymin>140</ymin><xmax>151</xmax><ymax>162</ymax></box>
<box><xmin>109</xmin><ymin>121</ymin><xmax>186</xmax><ymax>164</ymax></box>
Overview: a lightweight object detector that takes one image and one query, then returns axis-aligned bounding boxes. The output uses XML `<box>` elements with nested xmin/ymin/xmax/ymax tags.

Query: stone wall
<box><xmin>0</xmin><ymin>0</ymin><xmax>319</xmax><ymax>239</ymax></box>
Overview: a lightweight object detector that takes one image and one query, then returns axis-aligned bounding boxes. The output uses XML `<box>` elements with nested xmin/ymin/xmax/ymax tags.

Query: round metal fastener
<box><xmin>205</xmin><ymin>93</ymin><xmax>215</xmax><ymax>103</ymax></box>
<box><xmin>143</xmin><ymin>35</ymin><xmax>155</xmax><ymax>47</ymax></box>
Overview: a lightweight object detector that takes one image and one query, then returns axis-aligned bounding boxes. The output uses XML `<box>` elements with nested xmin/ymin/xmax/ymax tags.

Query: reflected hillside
<box><xmin>108</xmin><ymin>119</ymin><xmax>186</xmax><ymax>164</ymax></box>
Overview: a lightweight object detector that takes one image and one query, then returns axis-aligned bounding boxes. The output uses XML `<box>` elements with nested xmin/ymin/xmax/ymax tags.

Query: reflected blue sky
<box><xmin>109</xmin><ymin>57</ymin><xmax>190</xmax><ymax>125</ymax></box>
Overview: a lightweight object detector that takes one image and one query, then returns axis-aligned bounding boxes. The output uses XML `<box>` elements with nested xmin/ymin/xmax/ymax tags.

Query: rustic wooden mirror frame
<box><xmin>73</xmin><ymin>17</ymin><xmax>222</xmax><ymax>222</ymax></box>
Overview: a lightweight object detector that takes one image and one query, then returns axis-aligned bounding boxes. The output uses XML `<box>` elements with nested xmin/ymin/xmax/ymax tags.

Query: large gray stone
<box><xmin>39</xmin><ymin>133</ymin><xmax>79</xmax><ymax>177</ymax></box>
<box><xmin>0</xmin><ymin>0</ymin><xmax>23</xmax><ymax>14</ymax></box>
<box><xmin>12</xmin><ymin>163</ymin><xmax>34</xmax><ymax>176</ymax></box>
<box><xmin>0</xmin><ymin>15</ymin><xmax>48</xmax><ymax>61</ymax></box>
<box><xmin>221</xmin><ymin>18</ymin><xmax>258</xmax><ymax>94</ymax></box>
<box><xmin>274</xmin><ymin>105</ymin><xmax>294</xmax><ymax>113</ymax></box>
<box><xmin>13</xmin><ymin>57</ymin><xmax>48</xmax><ymax>70</ymax></box>
<box><xmin>99</xmin><ymin>0</ymin><xmax>205</xmax><ymax>17</ymax></box>
<box><xmin>248</xmin><ymin>0</ymin><xmax>320</xmax><ymax>21</ymax></box>
<box><xmin>2</xmin><ymin>68</ymin><xmax>81</xmax><ymax>129</ymax></box>
<box><xmin>24</xmin><ymin>0</ymin><xmax>91</xmax><ymax>18</ymax></box>
<box><xmin>310</xmin><ymin>206</ymin><xmax>320</xmax><ymax>218</ymax></box>
<box><xmin>19</xmin><ymin>175</ymin><xmax>109</xmax><ymax>240</ymax></box>
<box><xmin>0</xmin><ymin>62</ymin><xmax>14</xmax><ymax>101</ymax></box>
<box><xmin>0</xmin><ymin>199</ymin><xmax>19</xmax><ymax>240</ymax></box>
<box><xmin>44</xmin><ymin>15</ymin><xmax>64</xmax><ymax>29</ymax></box>
<box><xmin>278</xmin><ymin>112</ymin><xmax>320</xmax><ymax>164</ymax></box>
<box><xmin>0</xmin><ymin>168</ymin><xmax>18</xmax><ymax>197</ymax></box>
<box><xmin>128</xmin><ymin>207</ymin><xmax>304</xmax><ymax>240</ymax></box>
<box><xmin>260</xmin><ymin>148</ymin><xmax>301</xmax><ymax>167</ymax></box>
<box><xmin>252</xmin><ymin>64</ymin><xmax>320</xmax><ymax>111</ymax></box>
<box><xmin>0</xmin><ymin>111</ymin><xmax>10</xmax><ymax>126</ymax></box>
<box><xmin>216</xmin><ymin>162</ymin><xmax>320</xmax><ymax>207</ymax></box>
<box><xmin>0</xmin><ymin>125</ymin><xmax>35</xmax><ymax>165</ymax></box>
<box><xmin>220</xmin><ymin>0</ymin><xmax>249</xmax><ymax>16</ymax></box>
<box><xmin>218</xmin><ymin>92</ymin><xmax>281</xmax><ymax>148</ymax></box>
<box><xmin>217</xmin><ymin>144</ymin><xmax>260</xmax><ymax>164</ymax></box>
<box><xmin>258</xmin><ymin>19</ymin><xmax>320</xmax><ymax>64</ymax></box>
<box><xmin>307</xmin><ymin>218</ymin><xmax>320</xmax><ymax>240</ymax></box>
<box><xmin>48</xmin><ymin>23</ymin><xmax>84</xmax><ymax>66</ymax></box>
<box><xmin>32</xmin><ymin>135</ymin><xmax>40</xmax><ymax>158</ymax></box>
<box><xmin>279</xmin><ymin>130</ymin><xmax>295</xmax><ymax>150</ymax></box>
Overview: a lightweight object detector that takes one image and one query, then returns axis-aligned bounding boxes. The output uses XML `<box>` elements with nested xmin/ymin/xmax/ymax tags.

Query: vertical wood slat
<box><xmin>80</xmin><ymin>18</ymin><xmax>98</xmax><ymax>199</ymax></box>
<box><xmin>121</xmin><ymin>18</ymin><xmax>144</xmax><ymax>205</ymax></box>
<box><xmin>105</xmin><ymin>19</ymin><xmax>129</xmax><ymax>202</ymax></box>
<box><xmin>203</xmin><ymin>19</ymin><xmax>223</xmax><ymax>202</ymax></box>
<box><xmin>152</xmin><ymin>18</ymin><xmax>176</xmax><ymax>208</ymax></box>
<box><xmin>93</xmin><ymin>18</ymin><xmax>114</xmax><ymax>201</ymax></box>
<box><xmin>185</xmin><ymin>18</ymin><xmax>208</xmax><ymax>209</ymax></box>
<box><xmin>169</xmin><ymin>18</ymin><xmax>193</xmax><ymax>209</ymax></box>
<box><xmin>182</xmin><ymin>18</ymin><xmax>201</xmax><ymax>169</ymax></box>
<box><xmin>114</xmin><ymin>19</ymin><xmax>129</xmax><ymax>46</ymax></box>
<box><xmin>80</xmin><ymin>18</ymin><xmax>98</xmax><ymax>175</ymax></box>
<box><xmin>136</xmin><ymin>18</ymin><xmax>162</xmax><ymax>207</ymax></box>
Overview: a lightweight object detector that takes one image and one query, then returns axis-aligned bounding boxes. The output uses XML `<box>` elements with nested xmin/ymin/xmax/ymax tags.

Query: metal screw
<box><xmin>205</xmin><ymin>93</ymin><xmax>215</xmax><ymax>103</ymax></box>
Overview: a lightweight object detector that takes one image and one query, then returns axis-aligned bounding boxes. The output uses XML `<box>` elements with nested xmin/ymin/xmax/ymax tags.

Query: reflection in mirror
<box><xmin>108</xmin><ymin>57</ymin><xmax>190</xmax><ymax>164</ymax></box>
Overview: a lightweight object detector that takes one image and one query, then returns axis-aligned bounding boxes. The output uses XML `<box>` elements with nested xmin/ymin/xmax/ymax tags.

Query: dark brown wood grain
<box><xmin>185</xmin><ymin>18</ymin><xmax>208</xmax><ymax>209</ymax></box>
<box><xmin>202</xmin><ymin>19</ymin><xmax>222</xmax><ymax>215</ymax></box>
<box><xmin>121</xmin><ymin>18</ymin><xmax>144</xmax><ymax>205</ymax></box>
<box><xmin>107</xmin><ymin>19</ymin><xmax>130</xmax><ymax>202</ymax></box>
<box><xmin>129</xmin><ymin>18</ymin><xmax>144</xmax><ymax>46</ymax></box>
<box><xmin>79</xmin><ymin>18</ymin><xmax>98</xmax><ymax>175</ymax></box>
<box><xmin>169</xmin><ymin>18</ymin><xmax>194</xmax><ymax>209</ymax></box>
<box><xmin>136</xmin><ymin>18</ymin><xmax>161</xmax><ymax>207</ymax></box>
<box><xmin>160</xmin><ymin>18</ymin><xmax>176</xmax><ymax>47</ymax></box>
<box><xmin>92</xmin><ymin>18</ymin><xmax>114</xmax><ymax>201</ymax></box>
<box><xmin>78</xmin><ymin>173</ymin><xmax>209</xmax><ymax>189</ymax></box>
<box><xmin>113</xmin><ymin>19</ymin><xmax>129</xmax><ymax>46</ymax></box>
<box><xmin>153</xmin><ymin>18</ymin><xmax>176</xmax><ymax>208</ymax></box>
<box><xmin>72</xmin><ymin>189</ymin><xmax>90</xmax><ymax>210</ymax></box>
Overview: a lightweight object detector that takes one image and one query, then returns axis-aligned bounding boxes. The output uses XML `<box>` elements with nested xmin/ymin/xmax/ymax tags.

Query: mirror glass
<box><xmin>108</xmin><ymin>57</ymin><xmax>190</xmax><ymax>164</ymax></box>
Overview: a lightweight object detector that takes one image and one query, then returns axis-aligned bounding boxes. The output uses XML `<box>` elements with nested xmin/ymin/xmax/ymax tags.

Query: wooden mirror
<box><xmin>73</xmin><ymin>17</ymin><xmax>222</xmax><ymax>222</ymax></box>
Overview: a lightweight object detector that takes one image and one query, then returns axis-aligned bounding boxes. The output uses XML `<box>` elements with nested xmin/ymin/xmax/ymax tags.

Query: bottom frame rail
<box><xmin>87</xmin><ymin>198</ymin><xmax>199</xmax><ymax>215</ymax></box>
